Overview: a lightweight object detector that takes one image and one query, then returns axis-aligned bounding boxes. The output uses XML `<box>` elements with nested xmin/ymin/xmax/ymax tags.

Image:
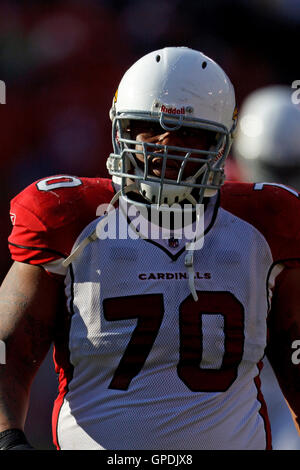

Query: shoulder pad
<box><xmin>8</xmin><ymin>175</ymin><xmax>115</xmax><ymax>265</ymax></box>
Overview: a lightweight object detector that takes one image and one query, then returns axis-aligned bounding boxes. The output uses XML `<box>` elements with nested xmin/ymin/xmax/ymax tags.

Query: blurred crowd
<box><xmin>0</xmin><ymin>0</ymin><xmax>299</xmax><ymax>450</ymax></box>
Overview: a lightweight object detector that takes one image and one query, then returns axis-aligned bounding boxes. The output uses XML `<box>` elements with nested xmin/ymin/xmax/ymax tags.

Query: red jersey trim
<box><xmin>8</xmin><ymin>241</ymin><xmax>67</xmax><ymax>264</ymax></box>
<box><xmin>52</xmin><ymin>264</ymin><xmax>76</xmax><ymax>450</ymax></box>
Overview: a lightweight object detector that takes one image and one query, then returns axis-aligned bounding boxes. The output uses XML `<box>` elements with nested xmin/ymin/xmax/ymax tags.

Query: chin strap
<box><xmin>62</xmin><ymin>231</ymin><xmax>98</xmax><ymax>267</ymax></box>
<box><xmin>184</xmin><ymin>251</ymin><xmax>198</xmax><ymax>302</ymax></box>
<box><xmin>184</xmin><ymin>205</ymin><xmax>203</xmax><ymax>303</ymax></box>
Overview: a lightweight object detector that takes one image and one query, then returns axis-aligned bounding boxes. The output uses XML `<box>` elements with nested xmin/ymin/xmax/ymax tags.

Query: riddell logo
<box><xmin>161</xmin><ymin>105</ymin><xmax>185</xmax><ymax>115</ymax></box>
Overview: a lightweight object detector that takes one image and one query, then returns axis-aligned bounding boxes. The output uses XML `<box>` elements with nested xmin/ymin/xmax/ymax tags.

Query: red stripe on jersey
<box><xmin>51</xmin><ymin>301</ymin><xmax>74</xmax><ymax>450</ymax></box>
<box><xmin>254</xmin><ymin>360</ymin><xmax>272</xmax><ymax>450</ymax></box>
<box><xmin>52</xmin><ymin>362</ymin><xmax>73</xmax><ymax>450</ymax></box>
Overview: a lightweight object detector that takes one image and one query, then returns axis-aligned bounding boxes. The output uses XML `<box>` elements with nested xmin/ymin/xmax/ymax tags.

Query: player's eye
<box><xmin>179</xmin><ymin>127</ymin><xmax>208</xmax><ymax>139</ymax></box>
<box><xmin>178</xmin><ymin>127</ymin><xmax>218</xmax><ymax>146</ymax></box>
<box><xmin>146</xmin><ymin>124</ymin><xmax>164</xmax><ymax>136</ymax></box>
<box><xmin>179</xmin><ymin>128</ymin><xmax>196</xmax><ymax>138</ymax></box>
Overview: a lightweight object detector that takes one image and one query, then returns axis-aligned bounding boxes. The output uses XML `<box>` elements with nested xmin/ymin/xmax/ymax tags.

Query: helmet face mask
<box><xmin>107</xmin><ymin>47</ymin><xmax>237</xmax><ymax>207</ymax></box>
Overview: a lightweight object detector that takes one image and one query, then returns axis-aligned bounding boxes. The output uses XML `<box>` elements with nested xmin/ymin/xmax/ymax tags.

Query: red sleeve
<box><xmin>220</xmin><ymin>182</ymin><xmax>300</xmax><ymax>266</ymax></box>
<box><xmin>8</xmin><ymin>175</ymin><xmax>115</xmax><ymax>265</ymax></box>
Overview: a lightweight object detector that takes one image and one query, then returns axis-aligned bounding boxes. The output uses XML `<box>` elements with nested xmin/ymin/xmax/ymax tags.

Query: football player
<box><xmin>0</xmin><ymin>47</ymin><xmax>300</xmax><ymax>450</ymax></box>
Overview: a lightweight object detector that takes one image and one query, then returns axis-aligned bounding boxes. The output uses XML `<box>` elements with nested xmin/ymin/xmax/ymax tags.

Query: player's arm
<box><xmin>0</xmin><ymin>261</ymin><xmax>63</xmax><ymax>448</ymax></box>
<box><xmin>266</xmin><ymin>266</ymin><xmax>300</xmax><ymax>434</ymax></box>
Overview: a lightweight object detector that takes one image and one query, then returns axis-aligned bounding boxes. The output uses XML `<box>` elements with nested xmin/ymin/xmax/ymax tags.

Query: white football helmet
<box><xmin>233</xmin><ymin>85</ymin><xmax>300</xmax><ymax>189</ymax></box>
<box><xmin>107</xmin><ymin>46</ymin><xmax>237</xmax><ymax>207</ymax></box>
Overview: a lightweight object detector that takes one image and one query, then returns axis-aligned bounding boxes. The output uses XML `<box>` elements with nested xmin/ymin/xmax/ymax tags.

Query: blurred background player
<box><xmin>233</xmin><ymin>85</ymin><xmax>300</xmax><ymax>188</ymax></box>
<box><xmin>233</xmin><ymin>84</ymin><xmax>300</xmax><ymax>450</ymax></box>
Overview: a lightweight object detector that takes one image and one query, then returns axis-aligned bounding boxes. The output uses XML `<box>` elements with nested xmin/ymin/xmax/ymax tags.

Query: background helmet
<box><xmin>233</xmin><ymin>85</ymin><xmax>300</xmax><ymax>189</ymax></box>
<box><xmin>107</xmin><ymin>46</ymin><xmax>237</xmax><ymax>207</ymax></box>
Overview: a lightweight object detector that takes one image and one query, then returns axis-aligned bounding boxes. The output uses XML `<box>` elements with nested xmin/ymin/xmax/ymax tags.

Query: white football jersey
<box><xmin>56</xmin><ymin>194</ymin><xmax>278</xmax><ymax>450</ymax></box>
